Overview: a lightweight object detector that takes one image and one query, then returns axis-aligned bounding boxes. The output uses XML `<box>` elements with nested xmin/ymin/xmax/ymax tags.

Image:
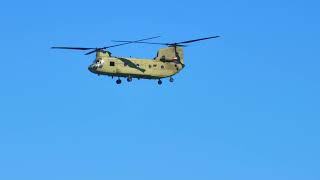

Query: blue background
<box><xmin>0</xmin><ymin>0</ymin><xmax>319</xmax><ymax>179</ymax></box>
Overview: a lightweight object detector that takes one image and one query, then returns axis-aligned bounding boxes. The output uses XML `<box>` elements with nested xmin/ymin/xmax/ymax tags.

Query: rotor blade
<box><xmin>85</xmin><ymin>49</ymin><xmax>100</xmax><ymax>55</ymax></box>
<box><xmin>111</xmin><ymin>41</ymin><xmax>169</xmax><ymax>46</ymax></box>
<box><xmin>51</xmin><ymin>47</ymin><xmax>95</xmax><ymax>50</ymax></box>
<box><xmin>104</xmin><ymin>36</ymin><xmax>161</xmax><ymax>49</ymax></box>
<box><xmin>110</xmin><ymin>41</ymin><xmax>188</xmax><ymax>47</ymax></box>
<box><xmin>84</xmin><ymin>36</ymin><xmax>161</xmax><ymax>55</ymax></box>
<box><xmin>176</xmin><ymin>36</ymin><xmax>220</xmax><ymax>44</ymax></box>
<box><xmin>111</xmin><ymin>36</ymin><xmax>220</xmax><ymax>46</ymax></box>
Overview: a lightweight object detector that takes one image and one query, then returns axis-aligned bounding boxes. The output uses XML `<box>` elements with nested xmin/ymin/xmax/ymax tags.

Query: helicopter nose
<box><xmin>88</xmin><ymin>65</ymin><xmax>95</xmax><ymax>73</ymax></box>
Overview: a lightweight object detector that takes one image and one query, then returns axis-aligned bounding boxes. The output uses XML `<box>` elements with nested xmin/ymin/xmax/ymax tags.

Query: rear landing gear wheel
<box><xmin>158</xmin><ymin>79</ymin><xmax>162</xmax><ymax>85</ymax></box>
<box><xmin>116</xmin><ymin>79</ymin><xmax>122</xmax><ymax>84</ymax></box>
<box><xmin>127</xmin><ymin>77</ymin><xmax>132</xmax><ymax>82</ymax></box>
<box><xmin>169</xmin><ymin>77</ymin><xmax>174</xmax><ymax>83</ymax></box>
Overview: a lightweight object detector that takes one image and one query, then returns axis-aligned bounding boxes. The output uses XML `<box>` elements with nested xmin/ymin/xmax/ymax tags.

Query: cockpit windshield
<box><xmin>90</xmin><ymin>58</ymin><xmax>105</xmax><ymax>69</ymax></box>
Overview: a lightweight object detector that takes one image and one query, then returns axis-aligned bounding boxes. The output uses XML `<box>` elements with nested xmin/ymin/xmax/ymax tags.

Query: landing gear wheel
<box><xmin>169</xmin><ymin>77</ymin><xmax>174</xmax><ymax>83</ymax></box>
<box><xmin>127</xmin><ymin>77</ymin><xmax>132</xmax><ymax>82</ymax></box>
<box><xmin>158</xmin><ymin>79</ymin><xmax>163</xmax><ymax>85</ymax></box>
<box><xmin>116</xmin><ymin>79</ymin><xmax>122</xmax><ymax>84</ymax></box>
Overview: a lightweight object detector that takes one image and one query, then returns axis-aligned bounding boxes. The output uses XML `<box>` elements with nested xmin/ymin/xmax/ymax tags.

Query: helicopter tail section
<box><xmin>155</xmin><ymin>47</ymin><xmax>184</xmax><ymax>64</ymax></box>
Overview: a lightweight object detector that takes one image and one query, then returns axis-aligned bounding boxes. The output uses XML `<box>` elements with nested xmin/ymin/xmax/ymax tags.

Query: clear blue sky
<box><xmin>0</xmin><ymin>0</ymin><xmax>319</xmax><ymax>179</ymax></box>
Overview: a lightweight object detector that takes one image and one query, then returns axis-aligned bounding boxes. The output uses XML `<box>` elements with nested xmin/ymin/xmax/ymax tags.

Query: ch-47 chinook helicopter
<box><xmin>52</xmin><ymin>36</ymin><xmax>219</xmax><ymax>85</ymax></box>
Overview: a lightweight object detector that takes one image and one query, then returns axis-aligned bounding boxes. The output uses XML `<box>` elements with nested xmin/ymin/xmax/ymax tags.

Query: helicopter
<box><xmin>52</xmin><ymin>36</ymin><xmax>219</xmax><ymax>85</ymax></box>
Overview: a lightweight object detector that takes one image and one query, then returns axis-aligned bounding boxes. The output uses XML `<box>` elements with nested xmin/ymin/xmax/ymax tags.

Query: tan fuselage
<box><xmin>88</xmin><ymin>49</ymin><xmax>184</xmax><ymax>79</ymax></box>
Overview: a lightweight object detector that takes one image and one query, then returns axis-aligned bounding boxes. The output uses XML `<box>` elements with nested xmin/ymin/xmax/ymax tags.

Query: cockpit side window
<box><xmin>94</xmin><ymin>58</ymin><xmax>102</xmax><ymax>63</ymax></box>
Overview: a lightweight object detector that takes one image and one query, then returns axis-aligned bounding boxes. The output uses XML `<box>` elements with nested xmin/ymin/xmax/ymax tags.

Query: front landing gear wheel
<box><xmin>116</xmin><ymin>79</ymin><xmax>122</xmax><ymax>84</ymax></box>
<box><xmin>158</xmin><ymin>79</ymin><xmax>163</xmax><ymax>85</ymax></box>
<box><xmin>169</xmin><ymin>77</ymin><xmax>174</xmax><ymax>83</ymax></box>
<box><xmin>127</xmin><ymin>77</ymin><xmax>132</xmax><ymax>82</ymax></box>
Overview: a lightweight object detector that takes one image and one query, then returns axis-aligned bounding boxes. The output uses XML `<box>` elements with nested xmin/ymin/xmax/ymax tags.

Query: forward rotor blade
<box><xmin>104</xmin><ymin>36</ymin><xmax>161</xmax><ymax>49</ymax></box>
<box><xmin>177</xmin><ymin>36</ymin><xmax>220</xmax><ymax>44</ymax></box>
<box><xmin>84</xmin><ymin>36</ymin><xmax>161</xmax><ymax>55</ymax></box>
<box><xmin>51</xmin><ymin>47</ymin><xmax>95</xmax><ymax>50</ymax></box>
<box><xmin>111</xmin><ymin>41</ymin><xmax>169</xmax><ymax>46</ymax></box>
<box><xmin>85</xmin><ymin>49</ymin><xmax>100</xmax><ymax>55</ymax></box>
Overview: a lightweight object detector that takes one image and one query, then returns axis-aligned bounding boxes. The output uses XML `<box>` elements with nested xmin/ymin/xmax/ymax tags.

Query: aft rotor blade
<box><xmin>177</xmin><ymin>36</ymin><xmax>220</xmax><ymax>44</ymax></box>
<box><xmin>112</xmin><ymin>36</ymin><xmax>220</xmax><ymax>47</ymax></box>
<box><xmin>51</xmin><ymin>47</ymin><xmax>95</xmax><ymax>50</ymax></box>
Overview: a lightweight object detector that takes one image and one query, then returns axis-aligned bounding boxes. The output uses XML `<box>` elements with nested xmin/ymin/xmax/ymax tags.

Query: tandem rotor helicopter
<box><xmin>52</xmin><ymin>36</ymin><xmax>220</xmax><ymax>85</ymax></box>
